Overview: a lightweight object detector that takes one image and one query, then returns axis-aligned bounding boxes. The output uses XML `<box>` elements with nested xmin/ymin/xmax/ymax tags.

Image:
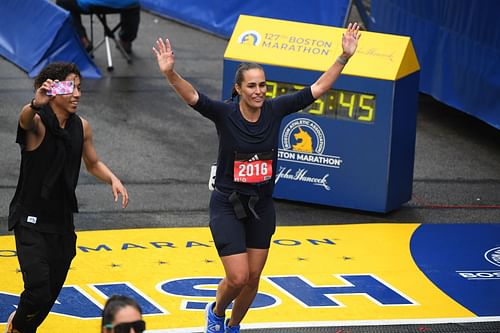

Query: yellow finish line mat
<box><xmin>1</xmin><ymin>224</ymin><xmax>499</xmax><ymax>332</ymax></box>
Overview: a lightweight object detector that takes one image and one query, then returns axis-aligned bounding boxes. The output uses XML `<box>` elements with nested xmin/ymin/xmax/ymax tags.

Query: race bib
<box><xmin>233</xmin><ymin>151</ymin><xmax>273</xmax><ymax>184</ymax></box>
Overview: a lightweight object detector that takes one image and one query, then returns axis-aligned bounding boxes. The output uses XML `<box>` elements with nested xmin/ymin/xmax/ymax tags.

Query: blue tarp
<box><xmin>140</xmin><ymin>0</ymin><xmax>350</xmax><ymax>39</ymax></box>
<box><xmin>369</xmin><ymin>0</ymin><xmax>500</xmax><ymax>129</ymax></box>
<box><xmin>0</xmin><ymin>0</ymin><xmax>101</xmax><ymax>79</ymax></box>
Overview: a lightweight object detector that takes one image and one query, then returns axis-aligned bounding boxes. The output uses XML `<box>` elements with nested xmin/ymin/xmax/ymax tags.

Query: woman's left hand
<box><xmin>342</xmin><ymin>22</ymin><xmax>361</xmax><ymax>58</ymax></box>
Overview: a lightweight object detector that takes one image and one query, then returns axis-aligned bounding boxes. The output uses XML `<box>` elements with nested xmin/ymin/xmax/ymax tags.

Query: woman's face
<box><xmin>104</xmin><ymin>305</ymin><xmax>144</xmax><ymax>333</ymax></box>
<box><xmin>236</xmin><ymin>68</ymin><xmax>267</xmax><ymax>110</ymax></box>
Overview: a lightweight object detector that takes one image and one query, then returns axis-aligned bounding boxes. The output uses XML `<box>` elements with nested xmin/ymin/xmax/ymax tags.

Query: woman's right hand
<box><xmin>152</xmin><ymin>37</ymin><xmax>175</xmax><ymax>75</ymax></box>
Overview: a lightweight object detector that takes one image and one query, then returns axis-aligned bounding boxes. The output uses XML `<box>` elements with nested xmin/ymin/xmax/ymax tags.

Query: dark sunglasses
<box><xmin>104</xmin><ymin>319</ymin><xmax>146</xmax><ymax>333</ymax></box>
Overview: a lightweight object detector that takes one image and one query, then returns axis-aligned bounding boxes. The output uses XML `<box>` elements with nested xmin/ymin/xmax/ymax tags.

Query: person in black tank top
<box><xmin>5</xmin><ymin>62</ymin><xmax>129</xmax><ymax>333</ymax></box>
<box><xmin>153</xmin><ymin>23</ymin><xmax>360</xmax><ymax>333</ymax></box>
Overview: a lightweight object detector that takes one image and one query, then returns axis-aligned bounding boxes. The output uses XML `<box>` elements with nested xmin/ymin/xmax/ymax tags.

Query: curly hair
<box><xmin>34</xmin><ymin>62</ymin><xmax>81</xmax><ymax>90</ymax></box>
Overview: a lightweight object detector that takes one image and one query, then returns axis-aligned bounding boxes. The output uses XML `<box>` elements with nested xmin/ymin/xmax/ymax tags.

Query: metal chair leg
<box><xmin>105</xmin><ymin>36</ymin><xmax>113</xmax><ymax>71</ymax></box>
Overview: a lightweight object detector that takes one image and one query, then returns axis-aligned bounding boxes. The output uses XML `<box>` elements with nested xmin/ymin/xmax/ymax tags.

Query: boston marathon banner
<box><xmin>1</xmin><ymin>224</ymin><xmax>499</xmax><ymax>332</ymax></box>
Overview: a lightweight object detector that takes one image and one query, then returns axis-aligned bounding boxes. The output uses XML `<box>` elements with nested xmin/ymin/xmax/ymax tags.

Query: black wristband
<box><xmin>30</xmin><ymin>98</ymin><xmax>41</xmax><ymax>110</ymax></box>
<box><xmin>336</xmin><ymin>55</ymin><xmax>349</xmax><ymax>65</ymax></box>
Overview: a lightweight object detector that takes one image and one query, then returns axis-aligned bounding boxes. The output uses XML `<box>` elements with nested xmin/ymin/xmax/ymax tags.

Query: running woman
<box><xmin>152</xmin><ymin>22</ymin><xmax>360</xmax><ymax>333</ymax></box>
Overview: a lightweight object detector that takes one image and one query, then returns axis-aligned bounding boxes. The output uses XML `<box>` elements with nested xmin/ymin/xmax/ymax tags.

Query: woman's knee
<box><xmin>225</xmin><ymin>272</ymin><xmax>249</xmax><ymax>289</ymax></box>
<box><xmin>246</xmin><ymin>272</ymin><xmax>262</xmax><ymax>289</ymax></box>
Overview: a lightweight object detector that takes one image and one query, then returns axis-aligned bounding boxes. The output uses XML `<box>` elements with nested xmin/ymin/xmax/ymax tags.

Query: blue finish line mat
<box><xmin>1</xmin><ymin>224</ymin><xmax>499</xmax><ymax>332</ymax></box>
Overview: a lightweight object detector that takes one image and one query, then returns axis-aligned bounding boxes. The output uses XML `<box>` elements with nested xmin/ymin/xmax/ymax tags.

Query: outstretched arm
<box><xmin>19</xmin><ymin>79</ymin><xmax>53</xmax><ymax>130</ymax></box>
<box><xmin>152</xmin><ymin>37</ymin><xmax>199</xmax><ymax>106</ymax></box>
<box><xmin>310</xmin><ymin>22</ymin><xmax>361</xmax><ymax>99</ymax></box>
<box><xmin>81</xmin><ymin>118</ymin><xmax>129</xmax><ymax>208</ymax></box>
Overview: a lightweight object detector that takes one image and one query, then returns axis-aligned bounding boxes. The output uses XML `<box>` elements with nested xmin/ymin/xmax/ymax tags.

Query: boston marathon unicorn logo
<box><xmin>292</xmin><ymin>127</ymin><xmax>313</xmax><ymax>153</ymax></box>
<box><xmin>282</xmin><ymin>118</ymin><xmax>325</xmax><ymax>154</ymax></box>
<box><xmin>238</xmin><ymin>30</ymin><xmax>261</xmax><ymax>46</ymax></box>
<box><xmin>277</xmin><ymin>118</ymin><xmax>343</xmax><ymax>191</ymax></box>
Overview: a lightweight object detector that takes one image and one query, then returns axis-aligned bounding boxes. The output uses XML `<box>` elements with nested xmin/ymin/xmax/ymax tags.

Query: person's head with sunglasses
<box><xmin>101</xmin><ymin>295</ymin><xmax>145</xmax><ymax>333</ymax></box>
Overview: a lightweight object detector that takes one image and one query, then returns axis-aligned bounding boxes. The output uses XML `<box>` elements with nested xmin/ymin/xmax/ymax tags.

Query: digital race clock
<box><xmin>266</xmin><ymin>80</ymin><xmax>376</xmax><ymax>123</ymax></box>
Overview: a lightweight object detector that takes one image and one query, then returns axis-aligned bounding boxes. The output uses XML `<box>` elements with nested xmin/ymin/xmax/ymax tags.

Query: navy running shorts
<box><xmin>209</xmin><ymin>189</ymin><xmax>276</xmax><ymax>257</ymax></box>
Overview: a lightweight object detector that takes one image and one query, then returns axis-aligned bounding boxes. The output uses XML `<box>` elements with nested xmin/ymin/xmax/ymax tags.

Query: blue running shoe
<box><xmin>224</xmin><ymin>318</ymin><xmax>240</xmax><ymax>333</ymax></box>
<box><xmin>205</xmin><ymin>302</ymin><xmax>225</xmax><ymax>333</ymax></box>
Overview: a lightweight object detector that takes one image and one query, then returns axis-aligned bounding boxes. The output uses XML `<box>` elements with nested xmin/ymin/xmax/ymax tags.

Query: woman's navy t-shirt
<box><xmin>191</xmin><ymin>86</ymin><xmax>315</xmax><ymax>197</ymax></box>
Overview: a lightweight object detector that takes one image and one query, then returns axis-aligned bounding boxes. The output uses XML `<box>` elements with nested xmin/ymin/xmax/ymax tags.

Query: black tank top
<box><xmin>8</xmin><ymin>106</ymin><xmax>83</xmax><ymax>233</ymax></box>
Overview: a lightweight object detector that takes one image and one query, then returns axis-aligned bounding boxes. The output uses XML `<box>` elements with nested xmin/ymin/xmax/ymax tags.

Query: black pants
<box><xmin>12</xmin><ymin>226</ymin><xmax>76</xmax><ymax>333</ymax></box>
<box><xmin>55</xmin><ymin>0</ymin><xmax>140</xmax><ymax>42</ymax></box>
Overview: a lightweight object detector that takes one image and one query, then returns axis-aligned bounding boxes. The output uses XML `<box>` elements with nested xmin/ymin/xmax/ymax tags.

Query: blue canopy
<box><xmin>0</xmin><ymin>0</ymin><xmax>101</xmax><ymax>79</ymax></box>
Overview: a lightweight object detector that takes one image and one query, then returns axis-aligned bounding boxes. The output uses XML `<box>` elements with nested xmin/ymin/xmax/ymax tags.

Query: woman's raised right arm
<box><xmin>153</xmin><ymin>37</ymin><xmax>199</xmax><ymax>106</ymax></box>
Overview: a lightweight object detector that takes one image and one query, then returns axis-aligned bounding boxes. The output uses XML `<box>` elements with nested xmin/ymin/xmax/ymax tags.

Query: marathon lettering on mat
<box><xmin>1</xmin><ymin>224</ymin><xmax>499</xmax><ymax>332</ymax></box>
